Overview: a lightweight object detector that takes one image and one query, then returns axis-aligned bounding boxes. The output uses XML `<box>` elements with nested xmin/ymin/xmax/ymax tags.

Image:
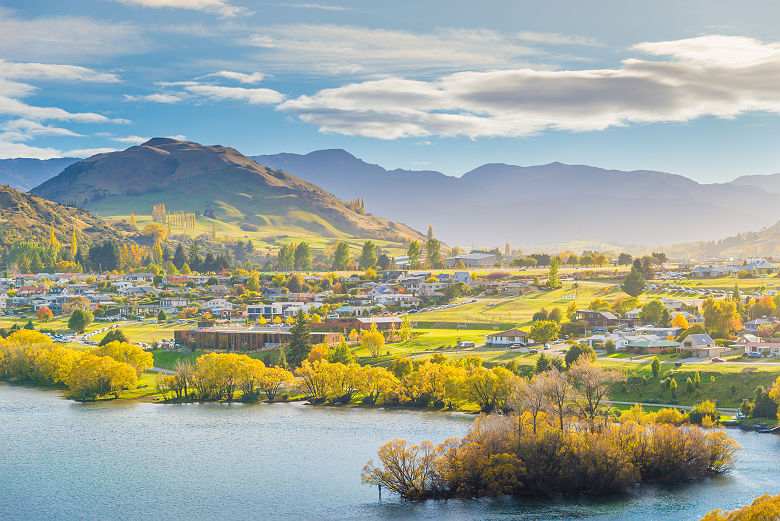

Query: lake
<box><xmin>1</xmin><ymin>382</ymin><xmax>778</xmax><ymax>521</ymax></box>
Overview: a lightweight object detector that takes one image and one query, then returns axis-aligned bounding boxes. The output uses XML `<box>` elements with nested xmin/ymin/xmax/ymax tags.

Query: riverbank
<box><xmin>2</xmin><ymin>383</ymin><xmax>778</xmax><ymax>521</ymax></box>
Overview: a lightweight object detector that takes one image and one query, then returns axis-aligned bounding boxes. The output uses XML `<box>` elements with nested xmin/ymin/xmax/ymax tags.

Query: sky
<box><xmin>2</xmin><ymin>0</ymin><xmax>780</xmax><ymax>182</ymax></box>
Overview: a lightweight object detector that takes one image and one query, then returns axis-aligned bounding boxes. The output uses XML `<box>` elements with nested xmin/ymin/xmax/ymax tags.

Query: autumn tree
<box><xmin>529</xmin><ymin>320</ymin><xmax>560</xmax><ymax>345</ymax></box>
<box><xmin>90</xmin><ymin>341</ymin><xmax>153</xmax><ymax>376</ymax></box>
<box><xmin>36</xmin><ymin>306</ymin><xmax>53</xmax><ymax>322</ymax></box>
<box><xmin>547</xmin><ymin>257</ymin><xmax>561</xmax><ymax>288</ymax></box>
<box><xmin>361</xmin><ymin>321</ymin><xmax>385</xmax><ymax>358</ymax></box>
<box><xmin>702</xmin><ymin>297</ymin><xmax>742</xmax><ymax>336</ymax></box>
<box><xmin>570</xmin><ymin>358</ymin><xmax>618</xmax><ymax>431</ymax></box>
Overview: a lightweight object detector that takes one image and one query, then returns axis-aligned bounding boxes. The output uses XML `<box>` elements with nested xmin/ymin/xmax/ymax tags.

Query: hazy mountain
<box><xmin>0</xmin><ymin>184</ymin><xmax>133</xmax><ymax>250</ymax></box>
<box><xmin>253</xmin><ymin>150</ymin><xmax>780</xmax><ymax>247</ymax></box>
<box><xmin>666</xmin><ymin>220</ymin><xmax>780</xmax><ymax>259</ymax></box>
<box><xmin>729</xmin><ymin>173</ymin><xmax>780</xmax><ymax>194</ymax></box>
<box><xmin>31</xmin><ymin>139</ymin><xmax>423</xmax><ymax>243</ymax></box>
<box><xmin>0</xmin><ymin>157</ymin><xmax>79</xmax><ymax>191</ymax></box>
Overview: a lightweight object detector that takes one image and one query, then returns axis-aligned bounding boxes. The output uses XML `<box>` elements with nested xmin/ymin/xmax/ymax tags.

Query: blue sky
<box><xmin>2</xmin><ymin>0</ymin><xmax>780</xmax><ymax>182</ymax></box>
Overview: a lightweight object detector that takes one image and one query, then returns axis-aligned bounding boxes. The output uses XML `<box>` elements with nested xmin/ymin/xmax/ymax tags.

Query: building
<box><xmin>576</xmin><ymin>310</ymin><xmax>620</xmax><ymax>328</ymax></box>
<box><xmin>624</xmin><ymin>339</ymin><xmax>680</xmax><ymax>354</ymax></box>
<box><xmin>245</xmin><ymin>302</ymin><xmax>312</xmax><ymax>319</ymax></box>
<box><xmin>678</xmin><ymin>334</ymin><xmax>727</xmax><ymax>358</ymax></box>
<box><xmin>443</xmin><ymin>253</ymin><xmax>497</xmax><ymax>268</ymax></box>
<box><xmin>175</xmin><ymin>327</ymin><xmax>341</xmax><ymax>351</ymax></box>
<box><xmin>740</xmin><ymin>342</ymin><xmax>780</xmax><ymax>358</ymax></box>
<box><xmin>485</xmin><ymin>329</ymin><xmax>528</xmax><ymax>346</ymax></box>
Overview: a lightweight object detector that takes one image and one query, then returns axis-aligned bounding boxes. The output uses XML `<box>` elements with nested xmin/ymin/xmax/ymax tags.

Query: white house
<box><xmin>485</xmin><ymin>329</ymin><xmax>528</xmax><ymax>346</ymax></box>
<box><xmin>204</xmin><ymin>298</ymin><xmax>233</xmax><ymax>312</ymax></box>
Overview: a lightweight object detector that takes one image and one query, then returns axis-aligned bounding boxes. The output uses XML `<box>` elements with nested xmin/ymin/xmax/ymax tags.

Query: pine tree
<box><xmin>427</xmin><ymin>225</ymin><xmax>434</xmax><ymax>241</ymax></box>
<box><xmin>621</xmin><ymin>266</ymin><xmax>646</xmax><ymax>297</ymax></box>
<box><xmin>333</xmin><ymin>241</ymin><xmax>350</xmax><ymax>271</ymax></box>
<box><xmin>359</xmin><ymin>241</ymin><xmax>377</xmax><ymax>270</ymax></box>
<box><xmin>288</xmin><ymin>310</ymin><xmax>311</xmax><ymax>367</ymax></box>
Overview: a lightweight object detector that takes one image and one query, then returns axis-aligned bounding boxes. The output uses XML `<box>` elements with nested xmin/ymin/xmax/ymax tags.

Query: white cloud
<box><xmin>185</xmin><ymin>84</ymin><xmax>285</xmax><ymax>104</ymax></box>
<box><xmin>167</xmin><ymin>134</ymin><xmax>187</xmax><ymax>140</ymax></box>
<box><xmin>0</xmin><ymin>60</ymin><xmax>120</xmax><ymax>83</ymax></box>
<box><xmin>0</xmin><ymin>60</ymin><xmax>126</xmax><ymax>124</ymax></box>
<box><xmin>0</xmin><ymin>95</ymin><xmax>126</xmax><ymax>123</ymax></box>
<box><xmin>246</xmin><ymin>24</ymin><xmax>542</xmax><ymax>75</ymax></box>
<box><xmin>0</xmin><ymin>140</ymin><xmax>63</xmax><ymax>159</ymax></box>
<box><xmin>63</xmin><ymin>147</ymin><xmax>119</xmax><ymax>157</ymax></box>
<box><xmin>0</xmin><ymin>119</ymin><xmax>83</xmax><ymax>141</ymax></box>
<box><xmin>201</xmin><ymin>71</ymin><xmax>266</xmax><ymax>84</ymax></box>
<box><xmin>274</xmin><ymin>3</ymin><xmax>347</xmax><ymax>10</ymax></box>
<box><xmin>124</xmin><ymin>93</ymin><xmax>184</xmax><ymax>103</ymax></box>
<box><xmin>278</xmin><ymin>35</ymin><xmax>780</xmax><ymax>139</ymax></box>
<box><xmin>0</xmin><ymin>9</ymin><xmax>143</xmax><ymax>62</ymax></box>
<box><xmin>111</xmin><ymin>135</ymin><xmax>150</xmax><ymax>144</ymax></box>
<box><xmin>515</xmin><ymin>31</ymin><xmax>602</xmax><ymax>47</ymax></box>
<box><xmin>116</xmin><ymin>0</ymin><xmax>249</xmax><ymax>17</ymax></box>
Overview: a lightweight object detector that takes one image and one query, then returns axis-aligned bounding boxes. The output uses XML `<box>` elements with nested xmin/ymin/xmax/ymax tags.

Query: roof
<box><xmin>685</xmin><ymin>334</ymin><xmax>715</xmax><ymax>345</ymax></box>
<box><xmin>578</xmin><ymin>309</ymin><xmax>618</xmax><ymax>320</ymax></box>
<box><xmin>486</xmin><ymin>329</ymin><xmax>528</xmax><ymax>338</ymax></box>
<box><xmin>356</xmin><ymin>317</ymin><xmax>402</xmax><ymax>324</ymax></box>
<box><xmin>625</xmin><ymin>340</ymin><xmax>680</xmax><ymax>348</ymax></box>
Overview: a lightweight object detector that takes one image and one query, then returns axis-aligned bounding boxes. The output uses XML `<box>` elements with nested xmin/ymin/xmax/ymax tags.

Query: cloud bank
<box><xmin>278</xmin><ymin>35</ymin><xmax>780</xmax><ymax>139</ymax></box>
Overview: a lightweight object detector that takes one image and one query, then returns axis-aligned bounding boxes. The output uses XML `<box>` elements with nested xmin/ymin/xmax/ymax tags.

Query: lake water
<box><xmin>1</xmin><ymin>383</ymin><xmax>779</xmax><ymax>521</ymax></box>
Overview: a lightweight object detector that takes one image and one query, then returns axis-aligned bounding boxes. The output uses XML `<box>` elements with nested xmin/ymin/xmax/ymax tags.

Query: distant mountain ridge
<box><xmin>30</xmin><ymin>139</ymin><xmax>423</xmax><ymax>243</ymax></box>
<box><xmin>252</xmin><ymin>150</ymin><xmax>780</xmax><ymax>247</ymax></box>
<box><xmin>0</xmin><ymin>157</ymin><xmax>79</xmax><ymax>191</ymax></box>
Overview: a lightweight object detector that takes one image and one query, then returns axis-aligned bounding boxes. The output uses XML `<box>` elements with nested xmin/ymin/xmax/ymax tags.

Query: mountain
<box><xmin>666</xmin><ymin>220</ymin><xmax>780</xmax><ymax>259</ymax></box>
<box><xmin>0</xmin><ymin>184</ymin><xmax>133</xmax><ymax>250</ymax></box>
<box><xmin>31</xmin><ymin>139</ymin><xmax>423</xmax><ymax>245</ymax></box>
<box><xmin>0</xmin><ymin>157</ymin><xmax>79</xmax><ymax>191</ymax></box>
<box><xmin>252</xmin><ymin>150</ymin><xmax>780</xmax><ymax>248</ymax></box>
<box><xmin>730</xmin><ymin>173</ymin><xmax>780</xmax><ymax>194</ymax></box>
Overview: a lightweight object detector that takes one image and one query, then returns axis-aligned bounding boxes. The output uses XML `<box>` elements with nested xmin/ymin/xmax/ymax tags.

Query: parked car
<box><xmin>711</xmin><ymin>358</ymin><xmax>724</xmax><ymax>363</ymax></box>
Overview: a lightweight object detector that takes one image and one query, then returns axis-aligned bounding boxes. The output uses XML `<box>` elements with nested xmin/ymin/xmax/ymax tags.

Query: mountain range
<box><xmin>0</xmin><ymin>158</ymin><xmax>79</xmax><ymax>191</ymax></box>
<box><xmin>252</xmin><ymin>150</ymin><xmax>780</xmax><ymax>247</ymax></box>
<box><xmin>3</xmin><ymin>142</ymin><xmax>780</xmax><ymax>252</ymax></box>
<box><xmin>30</xmin><ymin>139</ymin><xmax>423</xmax><ymax>246</ymax></box>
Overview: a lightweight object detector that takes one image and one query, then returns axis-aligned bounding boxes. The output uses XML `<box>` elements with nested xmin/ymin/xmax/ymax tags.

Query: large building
<box><xmin>174</xmin><ymin>327</ymin><xmax>341</xmax><ymax>351</ymax></box>
<box><xmin>443</xmin><ymin>253</ymin><xmax>498</xmax><ymax>268</ymax></box>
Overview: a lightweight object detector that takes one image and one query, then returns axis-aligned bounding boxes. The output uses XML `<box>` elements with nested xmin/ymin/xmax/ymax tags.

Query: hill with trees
<box><xmin>0</xmin><ymin>184</ymin><xmax>133</xmax><ymax>261</ymax></box>
<box><xmin>30</xmin><ymin>139</ymin><xmax>423</xmax><ymax>246</ymax></box>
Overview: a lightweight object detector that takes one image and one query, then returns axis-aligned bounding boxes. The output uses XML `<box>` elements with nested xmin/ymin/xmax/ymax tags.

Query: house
<box><xmin>485</xmin><ymin>329</ymin><xmax>528</xmax><ymax>346</ymax></box>
<box><xmin>576</xmin><ymin>309</ymin><xmax>620</xmax><ymax>328</ymax></box>
<box><xmin>743</xmin><ymin>318</ymin><xmax>776</xmax><ymax>334</ymax></box>
<box><xmin>678</xmin><ymin>334</ymin><xmax>728</xmax><ymax>358</ymax></box>
<box><xmin>204</xmin><ymin>298</ymin><xmax>233</xmax><ymax>312</ymax></box>
<box><xmin>159</xmin><ymin>298</ymin><xmax>190</xmax><ymax>312</ymax></box>
<box><xmin>624</xmin><ymin>339</ymin><xmax>680</xmax><ymax>354</ymax></box>
<box><xmin>631</xmin><ymin>326</ymin><xmax>683</xmax><ymax>339</ymax></box>
<box><xmin>124</xmin><ymin>272</ymin><xmax>155</xmax><ymax>283</ymax></box>
<box><xmin>444</xmin><ymin>253</ymin><xmax>497</xmax><ymax>268</ymax></box>
<box><xmin>740</xmin><ymin>342</ymin><xmax>780</xmax><ymax>358</ymax></box>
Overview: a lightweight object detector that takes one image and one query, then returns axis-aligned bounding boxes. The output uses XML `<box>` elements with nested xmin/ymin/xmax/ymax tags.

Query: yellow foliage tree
<box><xmin>361</xmin><ymin>322</ymin><xmax>385</xmax><ymax>358</ymax></box>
